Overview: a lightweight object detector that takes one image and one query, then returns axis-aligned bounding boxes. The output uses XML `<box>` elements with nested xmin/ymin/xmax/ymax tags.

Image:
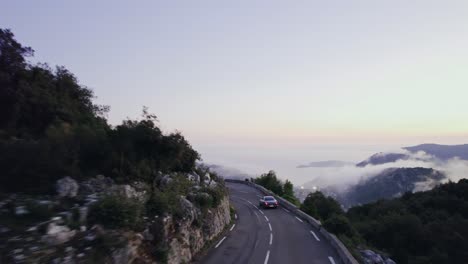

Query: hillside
<box><xmin>329</xmin><ymin>168</ymin><xmax>446</xmax><ymax>208</ymax></box>
<box><xmin>347</xmin><ymin>178</ymin><xmax>468</xmax><ymax>264</ymax></box>
<box><xmin>0</xmin><ymin>28</ymin><xmax>231</xmax><ymax>263</ymax></box>
<box><xmin>404</xmin><ymin>143</ymin><xmax>468</xmax><ymax>160</ymax></box>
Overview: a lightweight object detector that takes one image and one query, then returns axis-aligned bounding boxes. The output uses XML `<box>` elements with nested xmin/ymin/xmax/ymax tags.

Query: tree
<box><xmin>282</xmin><ymin>180</ymin><xmax>300</xmax><ymax>205</ymax></box>
<box><xmin>255</xmin><ymin>170</ymin><xmax>283</xmax><ymax>195</ymax></box>
<box><xmin>301</xmin><ymin>191</ymin><xmax>344</xmax><ymax>221</ymax></box>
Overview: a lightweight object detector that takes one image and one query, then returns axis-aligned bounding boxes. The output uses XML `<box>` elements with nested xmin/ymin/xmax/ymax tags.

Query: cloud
<box><xmin>301</xmin><ymin>150</ymin><xmax>468</xmax><ymax>193</ymax></box>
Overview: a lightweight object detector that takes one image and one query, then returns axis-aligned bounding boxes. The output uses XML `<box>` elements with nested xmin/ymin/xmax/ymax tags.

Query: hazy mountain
<box><xmin>334</xmin><ymin>167</ymin><xmax>446</xmax><ymax>208</ymax></box>
<box><xmin>356</xmin><ymin>144</ymin><xmax>468</xmax><ymax>167</ymax></box>
<box><xmin>356</xmin><ymin>152</ymin><xmax>410</xmax><ymax>167</ymax></box>
<box><xmin>297</xmin><ymin>160</ymin><xmax>353</xmax><ymax>168</ymax></box>
<box><xmin>404</xmin><ymin>143</ymin><xmax>468</xmax><ymax>160</ymax></box>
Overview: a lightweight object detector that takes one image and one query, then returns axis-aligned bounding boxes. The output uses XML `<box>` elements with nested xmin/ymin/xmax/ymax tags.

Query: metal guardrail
<box><xmin>225</xmin><ymin>179</ymin><xmax>359</xmax><ymax>264</ymax></box>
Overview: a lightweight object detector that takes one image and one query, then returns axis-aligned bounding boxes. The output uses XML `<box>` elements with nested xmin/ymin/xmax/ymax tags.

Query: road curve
<box><xmin>200</xmin><ymin>182</ymin><xmax>341</xmax><ymax>264</ymax></box>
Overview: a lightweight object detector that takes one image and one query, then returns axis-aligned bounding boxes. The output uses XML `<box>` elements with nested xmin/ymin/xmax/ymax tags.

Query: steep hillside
<box><xmin>0</xmin><ymin>28</ymin><xmax>231</xmax><ymax>264</ymax></box>
<box><xmin>404</xmin><ymin>143</ymin><xmax>468</xmax><ymax>160</ymax></box>
<box><xmin>347</xmin><ymin>179</ymin><xmax>468</xmax><ymax>264</ymax></box>
<box><xmin>334</xmin><ymin>168</ymin><xmax>446</xmax><ymax>208</ymax></box>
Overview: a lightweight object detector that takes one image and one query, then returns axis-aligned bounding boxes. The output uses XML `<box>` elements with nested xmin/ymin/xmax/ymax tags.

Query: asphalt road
<box><xmin>200</xmin><ymin>182</ymin><xmax>342</xmax><ymax>264</ymax></box>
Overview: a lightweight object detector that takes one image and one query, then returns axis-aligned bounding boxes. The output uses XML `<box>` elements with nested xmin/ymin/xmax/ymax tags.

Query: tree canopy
<box><xmin>0</xmin><ymin>28</ymin><xmax>199</xmax><ymax>193</ymax></box>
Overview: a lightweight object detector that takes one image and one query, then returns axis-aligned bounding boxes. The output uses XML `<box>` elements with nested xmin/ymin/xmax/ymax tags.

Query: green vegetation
<box><xmin>88</xmin><ymin>195</ymin><xmax>143</xmax><ymax>229</ymax></box>
<box><xmin>255</xmin><ymin>168</ymin><xmax>468</xmax><ymax>263</ymax></box>
<box><xmin>347</xmin><ymin>179</ymin><xmax>468</xmax><ymax>264</ymax></box>
<box><xmin>254</xmin><ymin>171</ymin><xmax>300</xmax><ymax>205</ymax></box>
<box><xmin>0</xmin><ymin>28</ymin><xmax>199</xmax><ymax>193</ymax></box>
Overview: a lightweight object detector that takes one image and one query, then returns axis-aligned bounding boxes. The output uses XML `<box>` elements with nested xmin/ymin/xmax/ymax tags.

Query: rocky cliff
<box><xmin>0</xmin><ymin>173</ymin><xmax>231</xmax><ymax>264</ymax></box>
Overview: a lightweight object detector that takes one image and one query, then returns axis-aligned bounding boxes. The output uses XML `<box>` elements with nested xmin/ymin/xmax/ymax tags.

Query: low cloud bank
<box><xmin>302</xmin><ymin>150</ymin><xmax>468</xmax><ymax>193</ymax></box>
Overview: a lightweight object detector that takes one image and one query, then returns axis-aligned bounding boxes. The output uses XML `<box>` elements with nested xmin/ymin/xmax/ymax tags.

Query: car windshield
<box><xmin>264</xmin><ymin>197</ymin><xmax>275</xmax><ymax>201</ymax></box>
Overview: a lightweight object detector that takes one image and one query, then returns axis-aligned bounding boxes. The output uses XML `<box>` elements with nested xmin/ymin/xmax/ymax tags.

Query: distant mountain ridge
<box><xmin>356</xmin><ymin>153</ymin><xmax>410</xmax><ymax>167</ymax></box>
<box><xmin>332</xmin><ymin>167</ymin><xmax>446</xmax><ymax>208</ymax></box>
<box><xmin>356</xmin><ymin>143</ymin><xmax>468</xmax><ymax>167</ymax></box>
<box><xmin>404</xmin><ymin>143</ymin><xmax>468</xmax><ymax>160</ymax></box>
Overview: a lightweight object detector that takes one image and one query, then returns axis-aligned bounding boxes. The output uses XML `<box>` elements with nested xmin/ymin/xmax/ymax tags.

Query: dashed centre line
<box><xmin>328</xmin><ymin>256</ymin><xmax>336</xmax><ymax>264</ymax></box>
<box><xmin>264</xmin><ymin>215</ymin><xmax>269</xmax><ymax>222</ymax></box>
<box><xmin>215</xmin><ymin>237</ymin><xmax>227</xmax><ymax>248</ymax></box>
<box><xmin>264</xmin><ymin>250</ymin><xmax>270</xmax><ymax>264</ymax></box>
<box><xmin>268</xmin><ymin>223</ymin><xmax>272</xmax><ymax>231</ymax></box>
<box><xmin>295</xmin><ymin>216</ymin><xmax>304</xmax><ymax>223</ymax></box>
<box><xmin>310</xmin><ymin>230</ymin><xmax>320</xmax><ymax>241</ymax></box>
<box><xmin>230</xmin><ymin>224</ymin><xmax>236</xmax><ymax>231</ymax></box>
<box><xmin>259</xmin><ymin>210</ymin><xmax>265</xmax><ymax>215</ymax></box>
<box><xmin>269</xmin><ymin>233</ymin><xmax>273</xmax><ymax>245</ymax></box>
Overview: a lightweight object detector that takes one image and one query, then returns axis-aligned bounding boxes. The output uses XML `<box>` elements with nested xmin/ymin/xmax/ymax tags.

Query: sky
<box><xmin>2</xmin><ymin>1</ymin><xmax>468</xmax><ymax>177</ymax></box>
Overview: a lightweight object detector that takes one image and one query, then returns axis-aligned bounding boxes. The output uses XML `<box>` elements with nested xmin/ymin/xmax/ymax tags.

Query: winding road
<box><xmin>200</xmin><ymin>182</ymin><xmax>341</xmax><ymax>264</ymax></box>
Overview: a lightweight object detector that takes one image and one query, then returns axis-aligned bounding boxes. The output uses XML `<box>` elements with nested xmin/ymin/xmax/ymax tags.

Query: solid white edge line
<box><xmin>235</xmin><ymin>214</ymin><xmax>238</xmax><ymax>219</ymax></box>
<box><xmin>295</xmin><ymin>216</ymin><xmax>304</xmax><ymax>223</ymax></box>
<box><xmin>230</xmin><ymin>224</ymin><xmax>236</xmax><ymax>231</ymax></box>
<box><xmin>247</xmin><ymin>201</ymin><xmax>254</xmax><ymax>205</ymax></box>
<box><xmin>215</xmin><ymin>236</ymin><xmax>227</xmax><ymax>248</ymax></box>
<box><xmin>264</xmin><ymin>250</ymin><xmax>270</xmax><ymax>264</ymax></box>
<box><xmin>310</xmin><ymin>230</ymin><xmax>320</xmax><ymax>241</ymax></box>
<box><xmin>268</xmin><ymin>223</ymin><xmax>272</xmax><ymax>231</ymax></box>
<box><xmin>328</xmin><ymin>256</ymin><xmax>336</xmax><ymax>264</ymax></box>
<box><xmin>269</xmin><ymin>233</ymin><xmax>273</xmax><ymax>245</ymax></box>
<box><xmin>264</xmin><ymin>215</ymin><xmax>269</xmax><ymax>222</ymax></box>
<box><xmin>282</xmin><ymin>208</ymin><xmax>290</xmax><ymax>213</ymax></box>
<box><xmin>254</xmin><ymin>205</ymin><xmax>260</xmax><ymax>210</ymax></box>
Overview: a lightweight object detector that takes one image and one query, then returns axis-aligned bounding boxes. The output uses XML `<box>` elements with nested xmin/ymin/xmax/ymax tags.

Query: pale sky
<box><xmin>2</xmin><ymin>1</ymin><xmax>468</xmax><ymax>152</ymax></box>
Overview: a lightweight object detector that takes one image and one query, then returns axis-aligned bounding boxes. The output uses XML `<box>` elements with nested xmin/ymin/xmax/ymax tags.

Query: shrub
<box><xmin>89</xmin><ymin>195</ymin><xmax>142</xmax><ymax>229</ymax></box>
<box><xmin>323</xmin><ymin>214</ymin><xmax>355</xmax><ymax>237</ymax></box>
<box><xmin>194</xmin><ymin>192</ymin><xmax>213</xmax><ymax>209</ymax></box>
<box><xmin>201</xmin><ymin>186</ymin><xmax>225</xmax><ymax>207</ymax></box>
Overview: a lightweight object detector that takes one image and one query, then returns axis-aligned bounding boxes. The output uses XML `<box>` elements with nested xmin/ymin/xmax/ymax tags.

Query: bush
<box><xmin>323</xmin><ymin>214</ymin><xmax>355</xmax><ymax>237</ymax></box>
<box><xmin>201</xmin><ymin>186</ymin><xmax>225</xmax><ymax>207</ymax></box>
<box><xmin>194</xmin><ymin>193</ymin><xmax>213</xmax><ymax>210</ymax></box>
<box><xmin>89</xmin><ymin>195</ymin><xmax>142</xmax><ymax>229</ymax></box>
<box><xmin>301</xmin><ymin>191</ymin><xmax>344</xmax><ymax>221</ymax></box>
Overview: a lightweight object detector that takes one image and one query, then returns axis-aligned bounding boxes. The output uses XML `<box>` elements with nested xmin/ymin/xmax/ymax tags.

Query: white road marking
<box><xmin>295</xmin><ymin>216</ymin><xmax>304</xmax><ymax>223</ymax></box>
<box><xmin>235</xmin><ymin>214</ymin><xmax>238</xmax><ymax>219</ymax></box>
<box><xmin>328</xmin><ymin>256</ymin><xmax>336</xmax><ymax>264</ymax></box>
<box><xmin>264</xmin><ymin>250</ymin><xmax>270</xmax><ymax>264</ymax></box>
<box><xmin>259</xmin><ymin>210</ymin><xmax>265</xmax><ymax>215</ymax></box>
<box><xmin>254</xmin><ymin>205</ymin><xmax>260</xmax><ymax>210</ymax></box>
<box><xmin>215</xmin><ymin>237</ymin><xmax>227</xmax><ymax>248</ymax></box>
<box><xmin>268</xmin><ymin>223</ymin><xmax>272</xmax><ymax>231</ymax></box>
<box><xmin>254</xmin><ymin>211</ymin><xmax>259</xmax><ymax>218</ymax></box>
<box><xmin>247</xmin><ymin>201</ymin><xmax>254</xmax><ymax>205</ymax></box>
<box><xmin>264</xmin><ymin>216</ymin><xmax>269</xmax><ymax>222</ymax></box>
<box><xmin>269</xmin><ymin>233</ymin><xmax>273</xmax><ymax>245</ymax></box>
<box><xmin>310</xmin><ymin>231</ymin><xmax>320</xmax><ymax>241</ymax></box>
<box><xmin>230</xmin><ymin>224</ymin><xmax>236</xmax><ymax>231</ymax></box>
<box><xmin>282</xmin><ymin>208</ymin><xmax>290</xmax><ymax>213</ymax></box>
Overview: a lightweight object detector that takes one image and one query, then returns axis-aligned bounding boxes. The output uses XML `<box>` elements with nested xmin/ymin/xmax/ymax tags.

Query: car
<box><xmin>259</xmin><ymin>196</ymin><xmax>278</xmax><ymax>209</ymax></box>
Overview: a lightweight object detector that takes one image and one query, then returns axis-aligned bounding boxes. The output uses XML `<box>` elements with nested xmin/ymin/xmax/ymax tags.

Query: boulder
<box><xmin>360</xmin><ymin>249</ymin><xmax>385</xmax><ymax>264</ymax></box>
<box><xmin>42</xmin><ymin>222</ymin><xmax>76</xmax><ymax>245</ymax></box>
<box><xmin>79</xmin><ymin>175</ymin><xmax>114</xmax><ymax>196</ymax></box>
<box><xmin>56</xmin><ymin>177</ymin><xmax>79</xmax><ymax>198</ymax></box>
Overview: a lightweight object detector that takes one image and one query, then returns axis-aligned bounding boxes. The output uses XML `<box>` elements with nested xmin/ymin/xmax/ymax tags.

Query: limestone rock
<box><xmin>42</xmin><ymin>222</ymin><xmax>76</xmax><ymax>245</ymax></box>
<box><xmin>56</xmin><ymin>177</ymin><xmax>79</xmax><ymax>198</ymax></box>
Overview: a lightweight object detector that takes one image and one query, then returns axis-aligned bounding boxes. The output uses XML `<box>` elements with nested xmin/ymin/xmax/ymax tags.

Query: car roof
<box><xmin>263</xmin><ymin>196</ymin><xmax>275</xmax><ymax>199</ymax></box>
